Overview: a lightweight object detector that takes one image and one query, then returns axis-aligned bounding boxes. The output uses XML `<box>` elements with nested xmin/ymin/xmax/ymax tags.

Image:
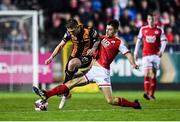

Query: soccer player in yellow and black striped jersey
<box><xmin>45</xmin><ymin>18</ymin><xmax>100</xmax><ymax>94</ymax></box>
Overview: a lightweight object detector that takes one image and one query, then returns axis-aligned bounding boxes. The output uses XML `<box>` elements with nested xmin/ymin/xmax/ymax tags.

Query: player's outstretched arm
<box><xmin>125</xmin><ymin>52</ymin><xmax>139</xmax><ymax>69</ymax></box>
<box><xmin>134</xmin><ymin>38</ymin><xmax>142</xmax><ymax>61</ymax></box>
<box><xmin>87</xmin><ymin>40</ymin><xmax>100</xmax><ymax>56</ymax></box>
<box><xmin>45</xmin><ymin>40</ymin><xmax>66</xmax><ymax>65</ymax></box>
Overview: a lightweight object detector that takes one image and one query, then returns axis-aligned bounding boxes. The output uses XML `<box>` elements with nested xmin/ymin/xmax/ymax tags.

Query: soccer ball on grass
<box><xmin>34</xmin><ymin>99</ymin><xmax>48</xmax><ymax>111</ymax></box>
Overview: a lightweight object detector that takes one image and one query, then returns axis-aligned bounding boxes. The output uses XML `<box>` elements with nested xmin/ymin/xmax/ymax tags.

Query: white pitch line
<box><xmin>1</xmin><ymin>108</ymin><xmax>180</xmax><ymax>114</ymax></box>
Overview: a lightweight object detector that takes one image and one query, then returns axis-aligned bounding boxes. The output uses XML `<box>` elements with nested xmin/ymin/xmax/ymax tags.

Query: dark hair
<box><xmin>146</xmin><ymin>12</ymin><xmax>156</xmax><ymax>21</ymax></box>
<box><xmin>107</xmin><ymin>20</ymin><xmax>119</xmax><ymax>30</ymax></box>
<box><xmin>66</xmin><ymin>18</ymin><xmax>78</xmax><ymax>29</ymax></box>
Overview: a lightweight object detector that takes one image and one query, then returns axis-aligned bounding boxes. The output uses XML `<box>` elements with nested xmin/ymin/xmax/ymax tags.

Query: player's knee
<box><xmin>150</xmin><ymin>74</ymin><xmax>155</xmax><ymax>79</ymax></box>
<box><xmin>68</xmin><ymin>59</ymin><xmax>81</xmax><ymax>70</ymax></box>
<box><xmin>145</xmin><ymin>69</ymin><xmax>154</xmax><ymax>77</ymax></box>
<box><xmin>144</xmin><ymin>72</ymin><xmax>149</xmax><ymax>77</ymax></box>
<box><xmin>144</xmin><ymin>69</ymin><xmax>149</xmax><ymax>77</ymax></box>
<box><xmin>68</xmin><ymin>62</ymin><xmax>78</xmax><ymax>70</ymax></box>
<box><xmin>149</xmin><ymin>71</ymin><xmax>155</xmax><ymax>79</ymax></box>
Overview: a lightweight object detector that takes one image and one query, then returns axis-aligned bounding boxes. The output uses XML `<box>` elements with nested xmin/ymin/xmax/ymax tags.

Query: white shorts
<box><xmin>142</xmin><ymin>55</ymin><xmax>160</xmax><ymax>69</ymax></box>
<box><xmin>84</xmin><ymin>65</ymin><xmax>111</xmax><ymax>88</ymax></box>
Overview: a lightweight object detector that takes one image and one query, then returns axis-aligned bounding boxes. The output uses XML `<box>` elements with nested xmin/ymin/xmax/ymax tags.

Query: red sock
<box><xmin>149</xmin><ymin>77</ymin><xmax>156</xmax><ymax>96</ymax></box>
<box><xmin>46</xmin><ymin>84</ymin><xmax>69</xmax><ymax>98</ymax></box>
<box><xmin>118</xmin><ymin>98</ymin><xmax>138</xmax><ymax>108</ymax></box>
<box><xmin>144</xmin><ymin>76</ymin><xmax>150</xmax><ymax>94</ymax></box>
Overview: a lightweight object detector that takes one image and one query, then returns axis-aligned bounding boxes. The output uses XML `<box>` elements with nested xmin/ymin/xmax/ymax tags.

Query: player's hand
<box><xmin>87</xmin><ymin>48</ymin><xmax>96</xmax><ymax>56</ymax></box>
<box><xmin>157</xmin><ymin>51</ymin><xmax>162</xmax><ymax>57</ymax></box>
<box><xmin>45</xmin><ymin>56</ymin><xmax>53</xmax><ymax>65</ymax></box>
<box><xmin>132</xmin><ymin>64</ymin><xmax>139</xmax><ymax>70</ymax></box>
<box><xmin>134</xmin><ymin>54</ymin><xmax>138</xmax><ymax>61</ymax></box>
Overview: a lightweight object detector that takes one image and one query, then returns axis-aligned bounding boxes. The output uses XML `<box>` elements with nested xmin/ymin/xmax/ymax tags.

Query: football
<box><xmin>34</xmin><ymin>99</ymin><xmax>48</xmax><ymax>111</ymax></box>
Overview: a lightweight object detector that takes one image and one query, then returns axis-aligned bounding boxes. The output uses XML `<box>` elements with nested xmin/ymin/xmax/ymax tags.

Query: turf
<box><xmin>0</xmin><ymin>91</ymin><xmax>180</xmax><ymax>121</ymax></box>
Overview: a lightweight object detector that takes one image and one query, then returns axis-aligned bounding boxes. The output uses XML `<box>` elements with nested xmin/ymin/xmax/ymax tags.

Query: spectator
<box><xmin>160</xmin><ymin>12</ymin><xmax>170</xmax><ymax>26</ymax></box>
<box><xmin>174</xmin><ymin>34</ymin><xmax>180</xmax><ymax>43</ymax></box>
<box><xmin>119</xmin><ymin>9</ymin><xmax>131</xmax><ymax>27</ymax></box>
<box><xmin>170</xmin><ymin>14</ymin><xmax>180</xmax><ymax>35</ymax></box>
<box><xmin>92</xmin><ymin>0</ymin><xmax>102</xmax><ymax>12</ymax></box>
<box><xmin>2</xmin><ymin>0</ymin><xmax>178</xmax><ymax>54</ymax></box>
<box><xmin>78</xmin><ymin>6</ymin><xmax>92</xmax><ymax>26</ymax></box>
<box><xmin>14</xmin><ymin>0</ymin><xmax>40</xmax><ymax>10</ymax></box>
<box><xmin>92</xmin><ymin>11</ymin><xmax>104</xmax><ymax>28</ymax></box>
<box><xmin>112</xmin><ymin>0</ymin><xmax>121</xmax><ymax>20</ymax></box>
<box><xmin>134</xmin><ymin>13</ymin><xmax>144</xmax><ymax>28</ymax></box>
<box><xmin>105</xmin><ymin>7</ymin><xmax>113</xmax><ymax>21</ymax></box>
<box><xmin>0</xmin><ymin>0</ymin><xmax>17</xmax><ymax>10</ymax></box>
<box><xmin>118</xmin><ymin>0</ymin><xmax>128</xmax><ymax>10</ymax></box>
<box><xmin>97</xmin><ymin>22</ymin><xmax>105</xmax><ymax>35</ymax></box>
<box><xmin>127</xmin><ymin>0</ymin><xmax>137</xmax><ymax>21</ymax></box>
<box><xmin>138</xmin><ymin>0</ymin><xmax>150</xmax><ymax>21</ymax></box>
<box><xmin>165</xmin><ymin>26</ymin><xmax>174</xmax><ymax>43</ymax></box>
<box><xmin>120</xmin><ymin>26</ymin><xmax>134</xmax><ymax>43</ymax></box>
<box><xmin>68</xmin><ymin>0</ymin><xmax>79</xmax><ymax>16</ymax></box>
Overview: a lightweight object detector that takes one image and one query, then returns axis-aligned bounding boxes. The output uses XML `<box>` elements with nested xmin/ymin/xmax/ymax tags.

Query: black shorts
<box><xmin>66</xmin><ymin>56</ymin><xmax>92</xmax><ymax>69</ymax></box>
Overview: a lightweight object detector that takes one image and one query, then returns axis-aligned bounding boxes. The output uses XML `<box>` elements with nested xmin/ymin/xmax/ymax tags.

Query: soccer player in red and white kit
<box><xmin>33</xmin><ymin>20</ymin><xmax>141</xmax><ymax>109</ymax></box>
<box><xmin>134</xmin><ymin>13</ymin><xmax>167</xmax><ymax>100</ymax></box>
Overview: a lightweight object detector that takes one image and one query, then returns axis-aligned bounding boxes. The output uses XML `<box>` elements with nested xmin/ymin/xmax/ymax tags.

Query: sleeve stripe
<box><xmin>123</xmin><ymin>51</ymin><xmax>131</xmax><ymax>55</ymax></box>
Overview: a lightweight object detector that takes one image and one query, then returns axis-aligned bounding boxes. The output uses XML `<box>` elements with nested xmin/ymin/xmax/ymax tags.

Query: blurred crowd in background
<box><xmin>0</xmin><ymin>0</ymin><xmax>180</xmax><ymax>52</ymax></box>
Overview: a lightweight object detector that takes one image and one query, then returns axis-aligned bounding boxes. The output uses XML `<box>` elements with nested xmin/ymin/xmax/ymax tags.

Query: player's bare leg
<box><xmin>59</xmin><ymin>76</ymin><xmax>88</xmax><ymax>109</ymax></box>
<box><xmin>100</xmin><ymin>87</ymin><xmax>141</xmax><ymax>109</ymax></box>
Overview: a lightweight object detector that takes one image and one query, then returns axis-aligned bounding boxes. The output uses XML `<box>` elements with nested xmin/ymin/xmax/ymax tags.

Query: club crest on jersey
<box><xmin>155</xmin><ymin>30</ymin><xmax>159</xmax><ymax>34</ymax></box>
<box><xmin>144</xmin><ymin>30</ymin><xmax>148</xmax><ymax>33</ymax></box>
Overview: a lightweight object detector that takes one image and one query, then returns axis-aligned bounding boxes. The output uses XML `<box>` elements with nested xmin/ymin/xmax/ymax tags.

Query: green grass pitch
<box><xmin>0</xmin><ymin>91</ymin><xmax>180</xmax><ymax>121</ymax></box>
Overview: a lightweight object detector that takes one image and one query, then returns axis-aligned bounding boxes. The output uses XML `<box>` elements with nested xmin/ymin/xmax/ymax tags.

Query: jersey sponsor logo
<box><xmin>146</xmin><ymin>36</ymin><xmax>156</xmax><ymax>43</ymax></box>
<box><xmin>111</xmin><ymin>41</ymin><xmax>115</xmax><ymax>44</ymax></box>
<box><xmin>101</xmin><ymin>39</ymin><xmax>110</xmax><ymax>47</ymax></box>
<box><xmin>144</xmin><ymin>30</ymin><xmax>148</xmax><ymax>34</ymax></box>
